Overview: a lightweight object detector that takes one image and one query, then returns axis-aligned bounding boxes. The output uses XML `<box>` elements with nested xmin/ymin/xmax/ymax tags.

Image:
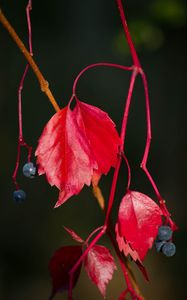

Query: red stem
<box><xmin>12</xmin><ymin>0</ymin><xmax>33</xmax><ymax>189</ymax></box>
<box><xmin>116</xmin><ymin>0</ymin><xmax>164</xmax><ymax>206</ymax></box>
<box><xmin>72</xmin><ymin>62</ymin><xmax>133</xmax><ymax>95</ymax></box>
<box><xmin>68</xmin><ymin>69</ymin><xmax>138</xmax><ymax>298</ymax></box>
<box><xmin>105</xmin><ymin>70</ymin><xmax>137</xmax><ymax>225</ymax></box>
<box><xmin>85</xmin><ymin>225</ymin><xmax>104</xmax><ymax>246</ymax></box>
<box><xmin>68</xmin><ymin>225</ymin><xmax>107</xmax><ymax>300</ymax></box>
<box><xmin>140</xmin><ymin>71</ymin><xmax>162</xmax><ymax>201</ymax></box>
<box><xmin>68</xmin><ymin>1</ymin><xmax>174</xmax><ymax>298</ymax></box>
<box><xmin>121</xmin><ymin>151</ymin><xmax>131</xmax><ymax>190</ymax></box>
<box><xmin>116</xmin><ymin>0</ymin><xmax>140</xmax><ymax>68</ymax></box>
<box><xmin>120</xmin><ymin>69</ymin><xmax>137</xmax><ymax>148</ymax></box>
<box><xmin>26</xmin><ymin>0</ymin><xmax>33</xmax><ymax>55</ymax></box>
<box><xmin>12</xmin><ymin>143</ymin><xmax>21</xmax><ymax>189</ymax></box>
<box><xmin>18</xmin><ymin>64</ymin><xmax>29</xmax><ymax>143</ymax></box>
<box><xmin>108</xmin><ymin>229</ymin><xmax>143</xmax><ymax>300</ymax></box>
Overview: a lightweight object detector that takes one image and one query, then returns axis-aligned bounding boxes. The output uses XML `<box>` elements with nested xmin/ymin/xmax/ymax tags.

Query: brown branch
<box><xmin>0</xmin><ymin>9</ymin><xmax>60</xmax><ymax>112</ymax></box>
<box><xmin>92</xmin><ymin>185</ymin><xmax>105</xmax><ymax>210</ymax></box>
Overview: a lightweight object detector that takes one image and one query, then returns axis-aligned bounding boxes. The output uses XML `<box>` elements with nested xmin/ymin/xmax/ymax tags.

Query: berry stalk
<box><xmin>12</xmin><ymin>1</ymin><xmax>33</xmax><ymax>188</ymax></box>
<box><xmin>0</xmin><ymin>9</ymin><xmax>60</xmax><ymax>112</ymax></box>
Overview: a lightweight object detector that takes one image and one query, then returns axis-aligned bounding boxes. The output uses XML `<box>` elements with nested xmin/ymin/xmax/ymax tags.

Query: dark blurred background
<box><xmin>0</xmin><ymin>0</ymin><xmax>186</xmax><ymax>299</ymax></box>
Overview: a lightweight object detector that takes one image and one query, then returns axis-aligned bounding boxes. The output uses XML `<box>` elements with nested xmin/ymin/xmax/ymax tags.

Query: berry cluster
<box><xmin>13</xmin><ymin>162</ymin><xmax>37</xmax><ymax>203</ymax></box>
<box><xmin>155</xmin><ymin>225</ymin><xmax>176</xmax><ymax>257</ymax></box>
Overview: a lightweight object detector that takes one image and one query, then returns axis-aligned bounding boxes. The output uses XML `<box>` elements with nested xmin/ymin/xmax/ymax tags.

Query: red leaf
<box><xmin>74</xmin><ymin>101</ymin><xmax>120</xmax><ymax>177</ymax></box>
<box><xmin>115</xmin><ymin>223</ymin><xmax>140</xmax><ymax>262</ymax></box>
<box><xmin>116</xmin><ymin>191</ymin><xmax>162</xmax><ymax>261</ymax></box>
<box><xmin>35</xmin><ymin>100</ymin><xmax>120</xmax><ymax>207</ymax></box>
<box><xmin>48</xmin><ymin>245</ymin><xmax>82</xmax><ymax>299</ymax></box>
<box><xmin>84</xmin><ymin>245</ymin><xmax>117</xmax><ymax>298</ymax></box>
<box><xmin>115</xmin><ymin>223</ymin><xmax>149</xmax><ymax>281</ymax></box>
<box><xmin>64</xmin><ymin>226</ymin><xmax>84</xmax><ymax>243</ymax></box>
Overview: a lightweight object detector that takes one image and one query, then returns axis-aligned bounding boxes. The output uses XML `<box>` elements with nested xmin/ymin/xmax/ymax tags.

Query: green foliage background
<box><xmin>0</xmin><ymin>0</ymin><xmax>186</xmax><ymax>299</ymax></box>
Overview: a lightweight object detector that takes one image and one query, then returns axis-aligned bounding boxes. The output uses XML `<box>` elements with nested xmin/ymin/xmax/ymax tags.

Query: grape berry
<box><xmin>158</xmin><ymin>225</ymin><xmax>172</xmax><ymax>241</ymax></box>
<box><xmin>162</xmin><ymin>242</ymin><xmax>176</xmax><ymax>257</ymax></box>
<box><xmin>22</xmin><ymin>162</ymin><xmax>36</xmax><ymax>178</ymax></box>
<box><xmin>155</xmin><ymin>225</ymin><xmax>176</xmax><ymax>257</ymax></box>
<box><xmin>13</xmin><ymin>189</ymin><xmax>26</xmax><ymax>203</ymax></box>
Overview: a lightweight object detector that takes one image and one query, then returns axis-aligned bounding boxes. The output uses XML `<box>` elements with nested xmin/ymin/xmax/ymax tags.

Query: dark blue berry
<box><xmin>13</xmin><ymin>189</ymin><xmax>26</xmax><ymax>203</ymax></box>
<box><xmin>162</xmin><ymin>242</ymin><xmax>176</xmax><ymax>257</ymax></box>
<box><xmin>22</xmin><ymin>162</ymin><xmax>36</xmax><ymax>178</ymax></box>
<box><xmin>157</xmin><ymin>225</ymin><xmax>172</xmax><ymax>241</ymax></box>
<box><xmin>155</xmin><ymin>240</ymin><xmax>166</xmax><ymax>252</ymax></box>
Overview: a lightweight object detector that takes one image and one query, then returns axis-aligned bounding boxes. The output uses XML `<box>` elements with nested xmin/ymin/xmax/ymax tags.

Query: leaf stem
<box><xmin>72</xmin><ymin>62</ymin><xmax>133</xmax><ymax>95</ymax></box>
<box><xmin>0</xmin><ymin>9</ymin><xmax>60</xmax><ymax>112</ymax></box>
<box><xmin>139</xmin><ymin>71</ymin><xmax>163</xmax><ymax>201</ymax></box>
<box><xmin>105</xmin><ymin>70</ymin><xmax>137</xmax><ymax>225</ymax></box>
<box><xmin>26</xmin><ymin>0</ymin><xmax>33</xmax><ymax>55</ymax></box>
<box><xmin>107</xmin><ymin>226</ymin><xmax>144</xmax><ymax>299</ymax></box>
<box><xmin>68</xmin><ymin>225</ymin><xmax>107</xmax><ymax>300</ymax></box>
<box><xmin>84</xmin><ymin>225</ymin><xmax>104</xmax><ymax>246</ymax></box>
<box><xmin>121</xmin><ymin>151</ymin><xmax>131</xmax><ymax>191</ymax></box>
<box><xmin>12</xmin><ymin>1</ymin><xmax>33</xmax><ymax>188</ymax></box>
<box><xmin>120</xmin><ymin>69</ymin><xmax>138</xmax><ymax>148</ymax></box>
<box><xmin>116</xmin><ymin>0</ymin><xmax>141</xmax><ymax>68</ymax></box>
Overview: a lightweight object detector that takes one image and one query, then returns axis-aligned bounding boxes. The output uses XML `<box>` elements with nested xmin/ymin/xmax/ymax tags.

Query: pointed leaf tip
<box><xmin>64</xmin><ymin>226</ymin><xmax>84</xmax><ymax>243</ymax></box>
<box><xmin>36</xmin><ymin>100</ymin><xmax>120</xmax><ymax>207</ymax></box>
<box><xmin>48</xmin><ymin>245</ymin><xmax>82</xmax><ymax>299</ymax></box>
<box><xmin>84</xmin><ymin>245</ymin><xmax>117</xmax><ymax>297</ymax></box>
<box><xmin>116</xmin><ymin>191</ymin><xmax>162</xmax><ymax>261</ymax></box>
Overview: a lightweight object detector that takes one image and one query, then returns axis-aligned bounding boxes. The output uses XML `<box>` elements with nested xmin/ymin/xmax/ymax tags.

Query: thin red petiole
<box><xmin>116</xmin><ymin>0</ymin><xmax>141</xmax><ymax>68</ymax></box>
<box><xmin>72</xmin><ymin>62</ymin><xmax>133</xmax><ymax>95</ymax></box>
<box><xmin>18</xmin><ymin>64</ymin><xmax>29</xmax><ymax>143</ymax></box>
<box><xmin>68</xmin><ymin>65</ymin><xmax>138</xmax><ymax>300</ymax></box>
<box><xmin>116</xmin><ymin>0</ymin><xmax>166</xmax><ymax>211</ymax></box>
<box><xmin>12</xmin><ymin>0</ymin><xmax>33</xmax><ymax>189</ymax></box>
<box><xmin>68</xmin><ymin>69</ymin><xmax>138</xmax><ymax>299</ymax></box>
<box><xmin>12</xmin><ymin>144</ymin><xmax>21</xmax><ymax>189</ymax></box>
<box><xmin>105</xmin><ymin>70</ymin><xmax>137</xmax><ymax>225</ymax></box>
<box><xmin>119</xmin><ymin>262</ymin><xmax>142</xmax><ymax>300</ymax></box>
<box><xmin>121</xmin><ymin>151</ymin><xmax>131</xmax><ymax>191</ymax></box>
<box><xmin>68</xmin><ymin>225</ymin><xmax>107</xmax><ymax>300</ymax></box>
<box><xmin>84</xmin><ymin>225</ymin><xmax>104</xmax><ymax>246</ymax></box>
<box><xmin>140</xmin><ymin>70</ymin><xmax>162</xmax><ymax>201</ymax></box>
<box><xmin>26</xmin><ymin>0</ymin><xmax>33</xmax><ymax>55</ymax></box>
<box><xmin>120</xmin><ymin>69</ymin><xmax>138</xmax><ymax>148</ymax></box>
<box><xmin>108</xmin><ymin>229</ymin><xmax>143</xmax><ymax>299</ymax></box>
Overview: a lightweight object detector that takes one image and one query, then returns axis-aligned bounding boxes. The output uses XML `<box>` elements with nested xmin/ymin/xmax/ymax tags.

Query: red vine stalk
<box><xmin>26</xmin><ymin>0</ymin><xmax>33</xmax><ymax>56</ymax></box>
<box><xmin>0</xmin><ymin>9</ymin><xmax>60</xmax><ymax>112</ymax></box>
<box><xmin>116</xmin><ymin>0</ymin><xmax>169</xmax><ymax>215</ymax></box>
<box><xmin>12</xmin><ymin>1</ymin><xmax>33</xmax><ymax>188</ymax></box>
<box><xmin>0</xmin><ymin>1</ymin><xmax>171</xmax><ymax>299</ymax></box>
<box><xmin>107</xmin><ymin>228</ymin><xmax>144</xmax><ymax>299</ymax></box>
<box><xmin>68</xmin><ymin>65</ymin><xmax>138</xmax><ymax>299</ymax></box>
<box><xmin>140</xmin><ymin>71</ymin><xmax>162</xmax><ymax>199</ymax></box>
<box><xmin>121</xmin><ymin>151</ymin><xmax>131</xmax><ymax>191</ymax></box>
<box><xmin>68</xmin><ymin>1</ymin><xmax>162</xmax><ymax>298</ymax></box>
<box><xmin>68</xmin><ymin>225</ymin><xmax>107</xmax><ymax>300</ymax></box>
<box><xmin>72</xmin><ymin>62</ymin><xmax>133</xmax><ymax>95</ymax></box>
<box><xmin>116</xmin><ymin>0</ymin><xmax>140</xmax><ymax>67</ymax></box>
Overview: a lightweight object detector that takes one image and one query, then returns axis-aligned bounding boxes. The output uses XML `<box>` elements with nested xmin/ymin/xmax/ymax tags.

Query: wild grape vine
<box><xmin>0</xmin><ymin>1</ymin><xmax>177</xmax><ymax>299</ymax></box>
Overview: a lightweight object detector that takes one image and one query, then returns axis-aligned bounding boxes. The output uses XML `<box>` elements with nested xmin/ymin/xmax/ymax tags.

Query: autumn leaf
<box><xmin>115</xmin><ymin>222</ymin><xmax>149</xmax><ymax>281</ymax></box>
<box><xmin>64</xmin><ymin>226</ymin><xmax>84</xmax><ymax>243</ymax></box>
<box><xmin>48</xmin><ymin>245</ymin><xmax>82</xmax><ymax>300</ymax></box>
<box><xmin>116</xmin><ymin>191</ymin><xmax>162</xmax><ymax>261</ymax></box>
<box><xmin>74</xmin><ymin>101</ymin><xmax>120</xmax><ymax>178</ymax></box>
<box><xmin>35</xmin><ymin>100</ymin><xmax>120</xmax><ymax>207</ymax></box>
<box><xmin>84</xmin><ymin>244</ymin><xmax>117</xmax><ymax>298</ymax></box>
<box><xmin>115</xmin><ymin>222</ymin><xmax>140</xmax><ymax>262</ymax></box>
